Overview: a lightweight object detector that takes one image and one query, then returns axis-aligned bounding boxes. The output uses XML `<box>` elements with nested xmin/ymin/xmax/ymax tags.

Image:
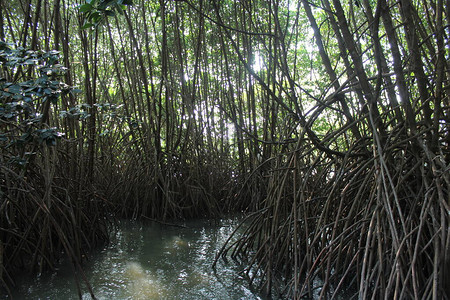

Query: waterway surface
<box><xmin>10</xmin><ymin>218</ymin><xmax>261</xmax><ymax>299</ymax></box>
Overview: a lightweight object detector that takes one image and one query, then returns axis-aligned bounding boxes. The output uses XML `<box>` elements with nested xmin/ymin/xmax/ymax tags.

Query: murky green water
<box><xmin>10</xmin><ymin>218</ymin><xmax>261</xmax><ymax>299</ymax></box>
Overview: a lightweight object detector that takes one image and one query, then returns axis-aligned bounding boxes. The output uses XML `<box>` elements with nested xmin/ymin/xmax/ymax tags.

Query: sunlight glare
<box><xmin>252</xmin><ymin>52</ymin><xmax>264</xmax><ymax>72</ymax></box>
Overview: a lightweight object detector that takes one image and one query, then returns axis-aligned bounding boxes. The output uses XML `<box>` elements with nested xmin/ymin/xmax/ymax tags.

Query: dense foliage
<box><xmin>1</xmin><ymin>0</ymin><xmax>449</xmax><ymax>299</ymax></box>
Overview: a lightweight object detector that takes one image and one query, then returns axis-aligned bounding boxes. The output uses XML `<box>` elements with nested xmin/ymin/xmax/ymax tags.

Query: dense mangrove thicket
<box><xmin>0</xmin><ymin>0</ymin><xmax>449</xmax><ymax>298</ymax></box>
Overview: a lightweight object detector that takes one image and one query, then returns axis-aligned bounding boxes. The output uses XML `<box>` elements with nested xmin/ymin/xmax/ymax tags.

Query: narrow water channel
<box><xmin>10</xmin><ymin>218</ymin><xmax>262</xmax><ymax>299</ymax></box>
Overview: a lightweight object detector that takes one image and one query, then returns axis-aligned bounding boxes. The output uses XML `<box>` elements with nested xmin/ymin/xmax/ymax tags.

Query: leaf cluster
<box><xmin>79</xmin><ymin>0</ymin><xmax>133</xmax><ymax>29</ymax></box>
<box><xmin>0</xmin><ymin>43</ymin><xmax>74</xmax><ymax>152</ymax></box>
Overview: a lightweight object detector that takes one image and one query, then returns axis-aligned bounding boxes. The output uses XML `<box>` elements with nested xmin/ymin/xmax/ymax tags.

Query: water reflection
<box><xmin>10</xmin><ymin>218</ymin><xmax>261</xmax><ymax>300</ymax></box>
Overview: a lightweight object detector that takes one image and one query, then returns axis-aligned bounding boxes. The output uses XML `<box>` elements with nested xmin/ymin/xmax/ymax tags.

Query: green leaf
<box><xmin>24</xmin><ymin>59</ymin><xmax>38</xmax><ymax>65</ymax></box>
<box><xmin>105</xmin><ymin>10</ymin><xmax>116</xmax><ymax>17</ymax></box>
<box><xmin>0</xmin><ymin>41</ymin><xmax>11</xmax><ymax>51</ymax></box>
<box><xmin>79</xmin><ymin>3</ymin><xmax>93</xmax><ymax>13</ymax></box>
<box><xmin>5</xmin><ymin>84</ymin><xmax>22</xmax><ymax>94</ymax></box>
<box><xmin>115</xmin><ymin>4</ymin><xmax>126</xmax><ymax>14</ymax></box>
<box><xmin>71</xmin><ymin>88</ymin><xmax>83</xmax><ymax>94</ymax></box>
<box><xmin>98</xmin><ymin>0</ymin><xmax>116</xmax><ymax>9</ymax></box>
<box><xmin>81</xmin><ymin>23</ymin><xmax>95</xmax><ymax>30</ymax></box>
<box><xmin>90</xmin><ymin>12</ymin><xmax>102</xmax><ymax>23</ymax></box>
<box><xmin>99</xmin><ymin>129</ymin><xmax>110</xmax><ymax>136</ymax></box>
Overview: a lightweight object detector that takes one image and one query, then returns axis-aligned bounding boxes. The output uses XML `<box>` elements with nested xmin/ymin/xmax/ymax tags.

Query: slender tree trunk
<box><xmin>302</xmin><ymin>0</ymin><xmax>362</xmax><ymax>141</ymax></box>
<box><xmin>30</xmin><ymin>0</ymin><xmax>42</xmax><ymax>50</ymax></box>
<box><xmin>330</xmin><ymin>0</ymin><xmax>386</xmax><ymax>141</ymax></box>
<box><xmin>79</xmin><ymin>27</ymin><xmax>97</xmax><ymax>180</ymax></box>
<box><xmin>398</xmin><ymin>0</ymin><xmax>433</xmax><ymax>130</ymax></box>
<box><xmin>379</xmin><ymin>0</ymin><xmax>416</xmax><ymax>132</ymax></box>
<box><xmin>20</xmin><ymin>0</ymin><xmax>33</xmax><ymax>47</ymax></box>
<box><xmin>0</xmin><ymin>0</ymin><xmax>5</xmax><ymax>41</ymax></box>
<box><xmin>361</xmin><ymin>0</ymin><xmax>403</xmax><ymax>125</ymax></box>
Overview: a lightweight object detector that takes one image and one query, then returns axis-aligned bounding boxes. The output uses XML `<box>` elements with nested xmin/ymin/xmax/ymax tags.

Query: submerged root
<box><xmin>0</xmin><ymin>146</ymin><xmax>111</xmax><ymax>297</ymax></box>
<box><xmin>218</xmin><ymin>128</ymin><xmax>449</xmax><ymax>299</ymax></box>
